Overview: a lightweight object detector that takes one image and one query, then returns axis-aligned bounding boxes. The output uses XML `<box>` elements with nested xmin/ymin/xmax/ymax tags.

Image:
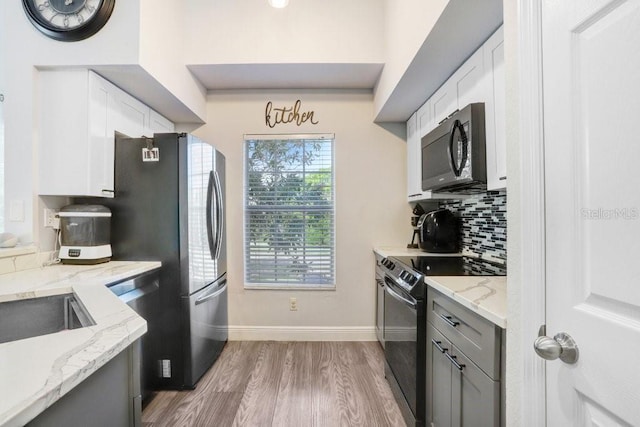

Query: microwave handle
<box><xmin>448</xmin><ymin>119</ymin><xmax>468</xmax><ymax>177</ymax></box>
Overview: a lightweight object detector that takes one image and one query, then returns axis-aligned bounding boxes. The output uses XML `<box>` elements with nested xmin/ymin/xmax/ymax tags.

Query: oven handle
<box><xmin>384</xmin><ymin>279</ymin><xmax>417</xmax><ymax>310</ymax></box>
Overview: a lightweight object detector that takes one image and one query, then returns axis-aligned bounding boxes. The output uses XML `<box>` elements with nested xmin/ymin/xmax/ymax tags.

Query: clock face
<box><xmin>23</xmin><ymin>0</ymin><xmax>115</xmax><ymax>41</ymax></box>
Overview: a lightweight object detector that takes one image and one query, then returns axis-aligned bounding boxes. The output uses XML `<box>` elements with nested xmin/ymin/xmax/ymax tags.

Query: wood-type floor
<box><xmin>142</xmin><ymin>341</ymin><xmax>405</xmax><ymax>427</ymax></box>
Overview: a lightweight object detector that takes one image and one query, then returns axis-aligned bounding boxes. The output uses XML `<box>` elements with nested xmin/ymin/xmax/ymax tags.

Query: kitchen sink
<box><xmin>0</xmin><ymin>293</ymin><xmax>95</xmax><ymax>344</ymax></box>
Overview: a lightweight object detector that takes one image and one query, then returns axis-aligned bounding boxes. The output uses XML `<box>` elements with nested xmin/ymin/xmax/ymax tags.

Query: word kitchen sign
<box><xmin>265</xmin><ymin>99</ymin><xmax>319</xmax><ymax>128</ymax></box>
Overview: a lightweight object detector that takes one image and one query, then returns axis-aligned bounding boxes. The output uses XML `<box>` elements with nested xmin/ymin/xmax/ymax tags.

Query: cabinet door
<box><xmin>147</xmin><ymin>109</ymin><xmax>175</xmax><ymax>134</ymax></box>
<box><xmin>450</xmin><ymin>345</ymin><xmax>500</xmax><ymax>427</ymax></box>
<box><xmin>454</xmin><ymin>48</ymin><xmax>486</xmax><ymax>110</ymax></box>
<box><xmin>427</xmin><ymin>324</ymin><xmax>453</xmax><ymax>427</ymax></box>
<box><xmin>483</xmin><ymin>26</ymin><xmax>506</xmax><ymax>190</ymax></box>
<box><xmin>39</xmin><ymin>70</ymin><xmax>90</xmax><ymax>196</ymax></box>
<box><xmin>88</xmin><ymin>72</ymin><xmax>117</xmax><ymax>196</ymax></box>
<box><xmin>417</xmin><ymin>99</ymin><xmax>434</xmax><ymax>137</ymax></box>
<box><xmin>430</xmin><ymin>82</ymin><xmax>457</xmax><ymax>127</ymax></box>
<box><xmin>115</xmin><ymin>91</ymin><xmax>149</xmax><ymax>138</ymax></box>
<box><xmin>406</xmin><ymin>112</ymin><xmax>422</xmax><ymax>199</ymax></box>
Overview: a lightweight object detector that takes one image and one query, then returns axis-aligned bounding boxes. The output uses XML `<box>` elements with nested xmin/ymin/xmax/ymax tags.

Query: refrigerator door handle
<box><xmin>212</xmin><ymin>170</ymin><xmax>224</xmax><ymax>260</ymax></box>
<box><xmin>206</xmin><ymin>170</ymin><xmax>216</xmax><ymax>260</ymax></box>
<box><xmin>195</xmin><ymin>279</ymin><xmax>227</xmax><ymax>305</ymax></box>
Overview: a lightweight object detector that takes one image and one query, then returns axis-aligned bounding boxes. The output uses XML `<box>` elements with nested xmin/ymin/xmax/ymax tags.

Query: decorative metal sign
<box><xmin>265</xmin><ymin>99</ymin><xmax>319</xmax><ymax>128</ymax></box>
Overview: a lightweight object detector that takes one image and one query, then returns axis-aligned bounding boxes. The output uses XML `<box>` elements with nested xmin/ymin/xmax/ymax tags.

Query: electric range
<box><xmin>378</xmin><ymin>255</ymin><xmax>506</xmax><ymax>427</ymax></box>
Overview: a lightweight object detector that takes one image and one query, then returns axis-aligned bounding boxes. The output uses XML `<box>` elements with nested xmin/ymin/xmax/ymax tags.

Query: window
<box><xmin>244</xmin><ymin>134</ymin><xmax>335</xmax><ymax>288</ymax></box>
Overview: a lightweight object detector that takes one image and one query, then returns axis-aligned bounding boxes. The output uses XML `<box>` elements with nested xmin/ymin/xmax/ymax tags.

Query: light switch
<box><xmin>9</xmin><ymin>200</ymin><xmax>24</xmax><ymax>222</ymax></box>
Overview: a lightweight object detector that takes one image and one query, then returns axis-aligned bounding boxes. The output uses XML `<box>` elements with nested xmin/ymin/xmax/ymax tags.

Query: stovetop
<box><xmin>379</xmin><ymin>255</ymin><xmax>506</xmax><ymax>301</ymax></box>
<box><xmin>390</xmin><ymin>255</ymin><xmax>507</xmax><ymax>277</ymax></box>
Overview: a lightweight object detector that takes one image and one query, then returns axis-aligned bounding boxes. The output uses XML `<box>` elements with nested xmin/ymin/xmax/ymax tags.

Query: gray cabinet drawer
<box><xmin>427</xmin><ymin>288</ymin><xmax>501</xmax><ymax>380</ymax></box>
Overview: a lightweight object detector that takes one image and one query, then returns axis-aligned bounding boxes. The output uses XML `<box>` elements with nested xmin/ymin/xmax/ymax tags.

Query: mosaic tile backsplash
<box><xmin>438</xmin><ymin>190</ymin><xmax>507</xmax><ymax>264</ymax></box>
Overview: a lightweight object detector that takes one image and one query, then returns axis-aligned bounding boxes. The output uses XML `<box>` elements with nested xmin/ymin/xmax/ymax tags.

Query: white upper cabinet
<box><xmin>406</xmin><ymin>25</ymin><xmax>506</xmax><ymax>199</ymax></box>
<box><xmin>88</xmin><ymin>72</ymin><xmax>119</xmax><ymax>197</ymax></box>
<box><xmin>454</xmin><ymin>48</ymin><xmax>486</xmax><ymax>110</ymax></box>
<box><xmin>483</xmin><ymin>27</ymin><xmax>506</xmax><ymax>190</ymax></box>
<box><xmin>115</xmin><ymin>87</ymin><xmax>175</xmax><ymax>138</ymax></box>
<box><xmin>407</xmin><ymin>112</ymin><xmax>421</xmax><ymax>199</ymax></box>
<box><xmin>428</xmin><ymin>48</ymin><xmax>486</xmax><ymax>136</ymax></box>
<box><xmin>429</xmin><ymin>82</ymin><xmax>457</xmax><ymax>129</ymax></box>
<box><xmin>148</xmin><ymin>110</ymin><xmax>175</xmax><ymax>134</ymax></box>
<box><xmin>39</xmin><ymin>70</ymin><xmax>175</xmax><ymax>197</ymax></box>
<box><xmin>115</xmin><ymin>90</ymin><xmax>150</xmax><ymax>138</ymax></box>
<box><xmin>417</xmin><ymin>98</ymin><xmax>434</xmax><ymax>139</ymax></box>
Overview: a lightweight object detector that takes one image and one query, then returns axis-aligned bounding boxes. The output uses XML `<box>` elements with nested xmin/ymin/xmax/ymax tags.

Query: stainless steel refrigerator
<box><xmin>81</xmin><ymin>132</ymin><xmax>228</xmax><ymax>390</ymax></box>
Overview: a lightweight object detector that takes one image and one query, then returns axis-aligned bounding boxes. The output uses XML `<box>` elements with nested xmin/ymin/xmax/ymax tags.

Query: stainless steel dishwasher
<box><xmin>108</xmin><ymin>269</ymin><xmax>161</xmax><ymax>408</ymax></box>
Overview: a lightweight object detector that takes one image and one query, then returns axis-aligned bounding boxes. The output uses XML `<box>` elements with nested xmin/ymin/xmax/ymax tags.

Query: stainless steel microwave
<box><xmin>421</xmin><ymin>103</ymin><xmax>486</xmax><ymax>193</ymax></box>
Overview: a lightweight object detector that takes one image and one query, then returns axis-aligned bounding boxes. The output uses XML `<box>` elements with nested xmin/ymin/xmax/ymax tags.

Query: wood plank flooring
<box><xmin>142</xmin><ymin>341</ymin><xmax>405</xmax><ymax>427</ymax></box>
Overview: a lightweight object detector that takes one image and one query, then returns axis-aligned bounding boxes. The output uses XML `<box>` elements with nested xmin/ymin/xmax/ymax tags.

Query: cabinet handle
<box><xmin>499</xmin><ymin>176</ymin><xmax>507</xmax><ymax>181</ymax></box>
<box><xmin>431</xmin><ymin>339</ymin><xmax>447</xmax><ymax>354</ymax></box>
<box><xmin>439</xmin><ymin>314</ymin><xmax>460</xmax><ymax>327</ymax></box>
<box><xmin>445</xmin><ymin>352</ymin><xmax>465</xmax><ymax>371</ymax></box>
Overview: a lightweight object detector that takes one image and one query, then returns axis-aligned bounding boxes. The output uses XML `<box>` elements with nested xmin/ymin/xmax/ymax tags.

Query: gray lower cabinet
<box><xmin>27</xmin><ymin>342</ymin><xmax>141</xmax><ymax>427</ymax></box>
<box><xmin>426</xmin><ymin>288</ymin><xmax>502</xmax><ymax>427</ymax></box>
<box><xmin>427</xmin><ymin>325</ymin><xmax>500</xmax><ymax>427</ymax></box>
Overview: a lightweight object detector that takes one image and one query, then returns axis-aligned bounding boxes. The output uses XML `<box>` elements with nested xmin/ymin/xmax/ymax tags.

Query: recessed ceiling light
<box><xmin>268</xmin><ymin>0</ymin><xmax>289</xmax><ymax>8</ymax></box>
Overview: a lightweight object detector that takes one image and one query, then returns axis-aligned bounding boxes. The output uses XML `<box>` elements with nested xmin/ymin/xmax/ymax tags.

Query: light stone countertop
<box><xmin>0</xmin><ymin>261</ymin><xmax>161</xmax><ymax>427</ymax></box>
<box><xmin>424</xmin><ymin>275</ymin><xmax>507</xmax><ymax>328</ymax></box>
<box><xmin>374</xmin><ymin>246</ymin><xmax>507</xmax><ymax>328</ymax></box>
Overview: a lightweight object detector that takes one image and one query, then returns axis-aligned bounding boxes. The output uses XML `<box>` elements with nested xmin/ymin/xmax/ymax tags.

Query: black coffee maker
<box><xmin>416</xmin><ymin>208</ymin><xmax>460</xmax><ymax>253</ymax></box>
<box><xmin>407</xmin><ymin>204</ymin><xmax>425</xmax><ymax>249</ymax></box>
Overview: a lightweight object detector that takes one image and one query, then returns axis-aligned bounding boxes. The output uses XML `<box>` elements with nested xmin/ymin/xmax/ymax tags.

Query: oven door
<box><xmin>384</xmin><ymin>276</ymin><xmax>420</xmax><ymax>421</ymax></box>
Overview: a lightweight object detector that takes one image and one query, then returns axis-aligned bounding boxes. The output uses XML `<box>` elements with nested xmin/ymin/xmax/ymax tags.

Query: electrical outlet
<box><xmin>289</xmin><ymin>297</ymin><xmax>298</xmax><ymax>311</ymax></box>
<box><xmin>43</xmin><ymin>208</ymin><xmax>59</xmax><ymax>228</ymax></box>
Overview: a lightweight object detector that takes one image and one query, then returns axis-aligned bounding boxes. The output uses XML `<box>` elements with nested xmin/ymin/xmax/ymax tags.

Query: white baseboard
<box><xmin>228</xmin><ymin>325</ymin><xmax>377</xmax><ymax>341</ymax></box>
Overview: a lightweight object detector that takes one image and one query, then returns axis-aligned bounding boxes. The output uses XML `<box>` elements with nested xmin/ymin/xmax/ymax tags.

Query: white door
<box><xmin>541</xmin><ymin>0</ymin><xmax>640</xmax><ymax>425</ymax></box>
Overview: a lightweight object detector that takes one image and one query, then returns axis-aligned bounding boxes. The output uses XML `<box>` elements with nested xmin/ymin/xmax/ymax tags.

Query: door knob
<box><xmin>533</xmin><ymin>330</ymin><xmax>579</xmax><ymax>364</ymax></box>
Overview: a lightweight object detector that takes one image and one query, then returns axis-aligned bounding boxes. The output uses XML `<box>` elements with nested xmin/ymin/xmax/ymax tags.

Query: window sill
<box><xmin>0</xmin><ymin>245</ymin><xmax>37</xmax><ymax>259</ymax></box>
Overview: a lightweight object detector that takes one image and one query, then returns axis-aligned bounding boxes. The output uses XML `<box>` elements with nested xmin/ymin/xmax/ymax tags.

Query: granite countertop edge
<box><xmin>424</xmin><ymin>275</ymin><xmax>507</xmax><ymax>329</ymax></box>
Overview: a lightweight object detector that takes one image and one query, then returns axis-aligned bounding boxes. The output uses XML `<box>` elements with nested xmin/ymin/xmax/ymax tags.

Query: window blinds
<box><xmin>244</xmin><ymin>135</ymin><xmax>335</xmax><ymax>287</ymax></box>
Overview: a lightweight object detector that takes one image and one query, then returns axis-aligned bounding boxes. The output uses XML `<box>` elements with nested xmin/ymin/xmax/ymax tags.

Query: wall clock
<box><xmin>22</xmin><ymin>0</ymin><xmax>115</xmax><ymax>42</ymax></box>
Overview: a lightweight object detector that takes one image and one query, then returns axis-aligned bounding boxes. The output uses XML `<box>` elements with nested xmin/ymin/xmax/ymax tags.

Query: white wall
<box><xmin>0</xmin><ymin>1</ymin><xmax>141</xmax><ymax>245</ymax></box>
<box><xmin>194</xmin><ymin>90</ymin><xmax>410</xmax><ymax>339</ymax></box>
<box><xmin>139</xmin><ymin>0</ymin><xmax>206</xmax><ymax>122</ymax></box>
<box><xmin>375</xmin><ymin>0</ymin><xmax>449</xmax><ymax>117</ymax></box>
<box><xmin>185</xmin><ymin>0</ymin><xmax>384</xmax><ymax>65</ymax></box>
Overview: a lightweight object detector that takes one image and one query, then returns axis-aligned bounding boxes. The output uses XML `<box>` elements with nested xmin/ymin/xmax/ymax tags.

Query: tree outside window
<box><xmin>244</xmin><ymin>135</ymin><xmax>335</xmax><ymax>288</ymax></box>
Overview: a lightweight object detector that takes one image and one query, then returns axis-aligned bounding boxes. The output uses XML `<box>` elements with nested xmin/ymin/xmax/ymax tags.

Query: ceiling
<box><xmin>187</xmin><ymin>63</ymin><xmax>384</xmax><ymax>90</ymax></box>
